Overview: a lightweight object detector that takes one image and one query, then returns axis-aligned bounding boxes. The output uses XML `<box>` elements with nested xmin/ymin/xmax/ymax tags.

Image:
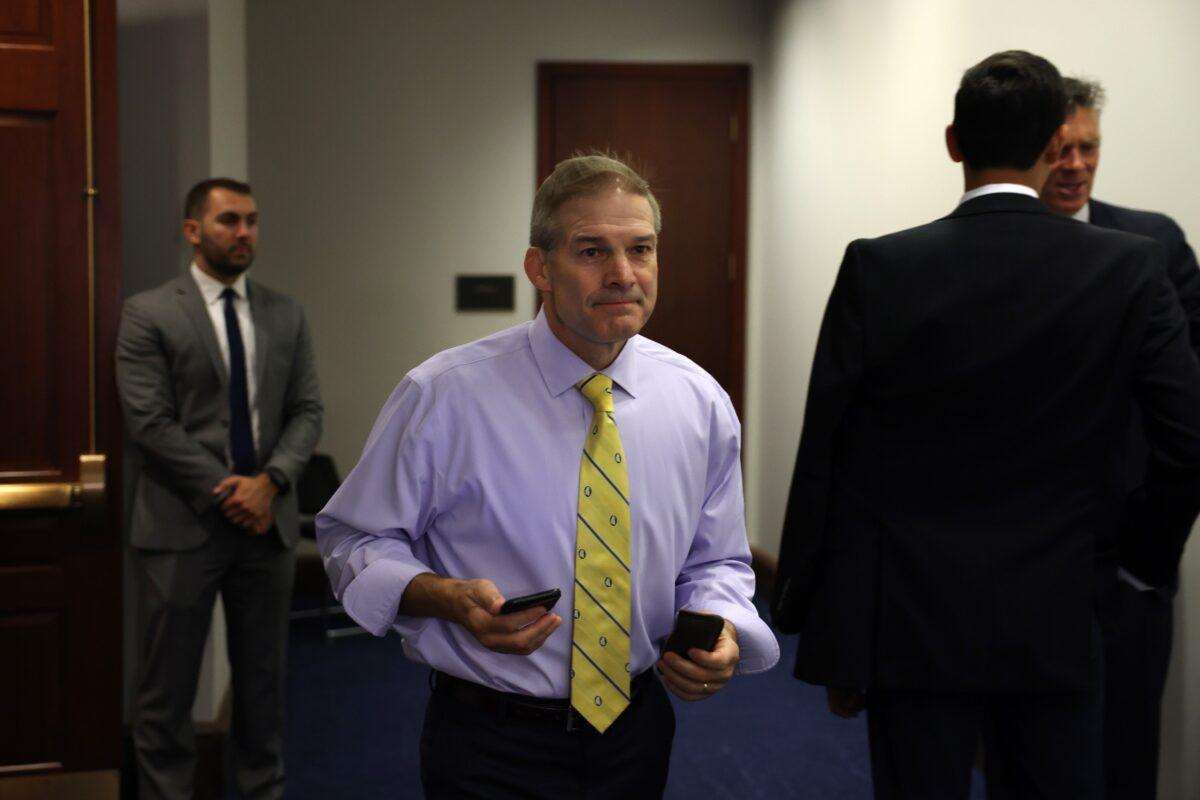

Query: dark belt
<box><xmin>431</xmin><ymin>669</ymin><xmax>654</xmax><ymax>732</ymax></box>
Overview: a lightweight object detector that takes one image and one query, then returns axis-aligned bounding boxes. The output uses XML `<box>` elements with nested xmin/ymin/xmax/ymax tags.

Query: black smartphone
<box><xmin>499</xmin><ymin>588</ymin><xmax>562</xmax><ymax>615</ymax></box>
<box><xmin>664</xmin><ymin>610</ymin><xmax>724</xmax><ymax>658</ymax></box>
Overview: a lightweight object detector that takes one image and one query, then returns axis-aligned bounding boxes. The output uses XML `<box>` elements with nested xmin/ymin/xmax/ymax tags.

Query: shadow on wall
<box><xmin>118</xmin><ymin>6</ymin><xmax>210</xmax><ymax>299</ymax></box>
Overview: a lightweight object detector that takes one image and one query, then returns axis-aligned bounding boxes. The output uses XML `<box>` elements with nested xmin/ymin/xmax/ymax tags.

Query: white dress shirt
<box><xmin>958</xmin><ymin>182</ymin><xmax>1039</xmax><ymax>205</ymax></box>
<box><xmin>190</xmin><ymin>262</ymin><xmax>260</xmax><ymax>455</ymax></box>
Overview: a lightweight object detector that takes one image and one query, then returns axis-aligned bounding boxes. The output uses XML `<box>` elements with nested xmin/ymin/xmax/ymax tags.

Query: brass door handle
<box><xmin>0</xmin><ymin>454</ymin><xmax>106</xmax><ymax>511</ymax></box>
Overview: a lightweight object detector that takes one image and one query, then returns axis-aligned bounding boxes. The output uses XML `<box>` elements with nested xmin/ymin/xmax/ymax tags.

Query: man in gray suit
<box><xmin>117</xmin><ymin>178</ymin><xmax>322</xmax><ymax>800</ymax></box>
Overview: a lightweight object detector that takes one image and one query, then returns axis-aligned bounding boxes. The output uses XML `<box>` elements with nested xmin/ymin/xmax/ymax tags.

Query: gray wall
<box><xmin>119</xmin><ymin>0</ymin><xmax>210</xmax><ymax>299</ymax></box>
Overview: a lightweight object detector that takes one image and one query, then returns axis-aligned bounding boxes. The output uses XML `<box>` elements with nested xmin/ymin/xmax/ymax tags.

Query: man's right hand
<box><xmin>401</xmin><ymin>574</ymin><xmax>562</xmax><ymax>655</ymax></box>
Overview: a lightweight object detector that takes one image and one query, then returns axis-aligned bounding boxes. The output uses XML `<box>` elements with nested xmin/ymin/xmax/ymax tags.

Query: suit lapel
<box><xmin>1088</xmin><ymin>199</ymin><xmax>1118</xmax><ymax>229</ymax></box>
<box><xmin>175</xmin><ymin>273</ymin><xmax>229</xmax><ymax>390</ymax></box>
<box><xmin>248</xmin><ymin>279</ymin><xmax>270</xmax><ymax>395</ymax></box>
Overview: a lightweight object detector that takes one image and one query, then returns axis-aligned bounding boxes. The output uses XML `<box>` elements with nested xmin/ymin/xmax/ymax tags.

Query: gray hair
<box><xmin>529</xmin><ymin>153</ymin><xmax>661</xmax><ymax>251</ymax></box>
<box><xmin>1064</xmin><ymin>77</ymin><xmax>1106</xmax><ymax>114</ymax></box>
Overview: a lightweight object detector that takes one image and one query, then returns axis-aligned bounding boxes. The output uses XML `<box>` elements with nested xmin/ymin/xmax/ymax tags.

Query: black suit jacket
<box><xmin>771</xmin><ymin>193</ymin><xmax>1200</xmax><ymax>693</ymax></box>
<box><xmin>1090</xmin><ymin>202</ymin><xmax>1200</xmax><ymax>595</ymax></box>
<box><xmin>1091</xmin><ymin>199</ymin><xmax>1200</xmax><ymax>350</ymax></box>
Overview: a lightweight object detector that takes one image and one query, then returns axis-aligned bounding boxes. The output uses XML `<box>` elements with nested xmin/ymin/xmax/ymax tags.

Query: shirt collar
<box><xmin>527</xmin><ymin>307</ymin><xmax>640</xmax><ymax>399</ymax></box>
<box><xmin>958</xmin><ymin>183</ymin><xmax>1039</xmax><ymax>206</ymax></box>
<box><xmin>190</xmin><ymin>261</ymin><xmax>248</xmax><ymax>305</ymax></box>
<box><xmin>1074</xmin><ymin>202</ymin><xmax>1090</xmax><ymax>223</ymax></box>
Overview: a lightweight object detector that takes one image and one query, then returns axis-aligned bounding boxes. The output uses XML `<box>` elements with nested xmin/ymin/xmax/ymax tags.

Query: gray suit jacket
<box><xmin>116</xmin><ymin>271</ymin><xmax>322</xmax><ymax>550</ymax></box>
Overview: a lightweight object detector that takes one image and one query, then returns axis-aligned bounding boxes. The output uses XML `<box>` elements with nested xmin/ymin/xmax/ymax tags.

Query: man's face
<box><xmin>1041</xmin><ymin>106</ymin><xmax>1101</xmax><ymax>216</ymax></box>
<box><xmin>184</xmin><ymin>187</ymin><xmax>258</xmax><ymax>280</ymax></box>
<box><xmin>526</xmin><ymin>188</ymin><xmax>658</xmax><ymax>366</ymax></box>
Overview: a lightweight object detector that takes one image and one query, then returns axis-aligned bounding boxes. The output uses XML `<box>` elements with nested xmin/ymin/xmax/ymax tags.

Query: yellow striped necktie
<box><xmin>570</xmin><ymin>372</ymin><xmax>632</xmax><ymax>734</ymax></box>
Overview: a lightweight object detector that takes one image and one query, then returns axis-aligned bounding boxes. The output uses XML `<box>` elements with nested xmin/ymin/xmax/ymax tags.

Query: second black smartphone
<box><xmin>499</xmin><ymin>588</ymin><xmax>562</xmax><ymax>615</ymax></box>
<box><xmin>663</xmin><ymin>610</ymin><xmax>724</xmax><ymax>658</ymax></box>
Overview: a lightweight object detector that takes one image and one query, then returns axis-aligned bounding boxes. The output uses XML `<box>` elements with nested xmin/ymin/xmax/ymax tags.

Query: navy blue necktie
<box><xmin>222</xmin><ymin>288</ymin><xmax>256</xmax><ymax>475</ymax></box>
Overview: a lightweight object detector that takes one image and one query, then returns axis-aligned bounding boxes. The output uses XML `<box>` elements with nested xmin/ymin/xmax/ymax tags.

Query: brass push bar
<box><xmin>0</xmin><ymin>454</ymin><xmax>106</xmax><ymax>511</ymax></box>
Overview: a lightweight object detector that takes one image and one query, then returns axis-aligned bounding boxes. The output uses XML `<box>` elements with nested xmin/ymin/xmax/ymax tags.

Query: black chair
<box><xmin>290</xmin><ymin>453</ymin><xmax>366</xmax><ymax>641</ymax></box>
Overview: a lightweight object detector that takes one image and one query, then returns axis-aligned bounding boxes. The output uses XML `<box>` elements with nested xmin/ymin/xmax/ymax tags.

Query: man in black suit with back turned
<box><xmin>772</xmin><ymin>51</ymin><xmax>1200</xmax><ymax>799</ymax></box>
<box><xmin>1041</xmin><ymin>77</ymin><xmax>1200</xmax><ymax>800</ymax></box>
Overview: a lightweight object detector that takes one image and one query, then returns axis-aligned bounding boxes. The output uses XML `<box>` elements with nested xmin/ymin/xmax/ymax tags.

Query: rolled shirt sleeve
<box><xmin>675</xmin><ymin>391</ymin><xmax>780</xmax><ymax>674</ymax></box>
<box><xmin>315</xmin><ymin>375</ymin><xmax>442</xmax><ymax>638</ymax></box>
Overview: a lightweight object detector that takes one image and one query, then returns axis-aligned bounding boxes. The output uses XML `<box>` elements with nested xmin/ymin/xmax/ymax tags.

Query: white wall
<box><xmin>759</xmin><ymin>1</ymin><xmax>1200</xmax><ymax>796</ymax></box>
<box><xmin>245</xmin><ymin>0</ymin><xmax>771</xmax><ymax>497</ymax></box>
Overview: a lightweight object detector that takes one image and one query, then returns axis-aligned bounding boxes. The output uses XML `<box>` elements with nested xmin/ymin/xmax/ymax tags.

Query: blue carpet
<box><xmin>280</xmin><ymin>610</ymin><xmax>985</xmax><ymax>799</ymax></box>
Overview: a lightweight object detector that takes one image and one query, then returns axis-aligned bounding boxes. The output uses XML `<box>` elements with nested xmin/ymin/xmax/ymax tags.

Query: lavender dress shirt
<box><xmin>316</xmin><ymin>310</ymin><xmax>779</xmax><ymax>698</ymax></box>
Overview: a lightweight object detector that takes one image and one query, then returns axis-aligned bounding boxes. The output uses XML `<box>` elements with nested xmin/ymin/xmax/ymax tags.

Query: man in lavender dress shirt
<box><xmin>316</xmin><ymin>154</ymin><xmax>778</xmax><ymax>798</ymax></box>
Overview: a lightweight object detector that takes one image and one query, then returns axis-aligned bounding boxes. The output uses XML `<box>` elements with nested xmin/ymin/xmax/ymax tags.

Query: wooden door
<box><xmin>0</xmin><ymin>0</ymin><xmax>123</xmax><ymax>791</ymax></box>
<box><xmin>537</xmin><ymin>64</ymin><xmax>749</xmax><ymax>414</ymax></box>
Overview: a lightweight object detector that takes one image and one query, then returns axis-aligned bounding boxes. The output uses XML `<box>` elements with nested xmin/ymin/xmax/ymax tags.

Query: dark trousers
<box><xmin>133</xmin><ymin>523</ymin><xmax>295</xmax><ymax>800</ymax></box>
<box><xmin>1100</xmin><ymin>580</ymin><xmax>1174</xmax><ymax>800</ymax></box>
<box><xmin>867</xmin><ymin>685</ymin><xmax>1104</xmax><ymax>800</ymax></box>
<box><xmin>867</xmin><ymin>620</ymin><xmax>1104</xmax><ymax>800</ymax></box>
<box><xmin>420</xmin><ymin>672</ymin><xmax>676</xmax><ymax>799</ymax></box>
<box><xmin>867</xmin><ymin>686</ymin><xmax>1103</xmax><ymax>799</ymax></box>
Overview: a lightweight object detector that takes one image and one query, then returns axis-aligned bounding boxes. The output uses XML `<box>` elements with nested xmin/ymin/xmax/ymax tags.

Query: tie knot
<box><xmin>576</xmin><ymin>373</ymin><xmax>614</xmax><ymax>412</ymax></box>
<box><xmin>221</xmin><ymin>287</ymin><xmax>237</xmax><ymax>303</ymax></box>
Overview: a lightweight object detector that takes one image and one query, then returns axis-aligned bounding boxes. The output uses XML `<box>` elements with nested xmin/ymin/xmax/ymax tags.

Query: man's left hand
<box><xmin>656</xmin><ymin>618</ymin><xmax>739</xmax><ymax>701</ymax></box>
<box><xmin>213</xmin><ymin>473</ymin><xmax>277</xmax><ymax>534</ymax></box>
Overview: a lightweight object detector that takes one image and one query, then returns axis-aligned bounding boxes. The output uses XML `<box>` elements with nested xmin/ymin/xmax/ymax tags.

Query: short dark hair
<box><xmin>184</xmin><ymin>177</ymin><xmax>252</xmax><ymax>220</ymax></box>
<box><xmin>1064</xmin><ymin>76</ymin><xmax>1105</xmax><ymax>114</ymax></box>
<box><xmin>952</xmin><ymin>50</ymin><xmax>1066</xmax><ymax>170</ymax></box>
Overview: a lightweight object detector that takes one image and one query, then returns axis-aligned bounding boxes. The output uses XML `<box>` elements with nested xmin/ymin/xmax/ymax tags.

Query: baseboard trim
<box><xmin>0</xmin><ymin>769</ymin><xmax>119</xmax><ymax>800</ymax></box>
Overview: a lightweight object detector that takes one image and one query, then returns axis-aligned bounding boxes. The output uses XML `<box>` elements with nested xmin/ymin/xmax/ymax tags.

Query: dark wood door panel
<box><xmin>0</xmin><ymin>0</ymin><xmax>70</xmax><ymax>109</ymax></box>
<box><xmin>0</xmin><ymin>0</ymin><xmax>122</xmax><ymax>781</ymax></box>
<box><xmin>538</xmin><ymin>64</ymin><xmax>748</xmax><ymax>412</ymax></box>
<box><xmin>0</xmin><ymin>0</ymin><xmax>53</xmax><ymax>40</ymax></box>
<box><xmin>0</xmin><ymin>49</ymin><xmax>58</xmax><ymax>109</ymax></box>
<box><xmin>0</xmin><ymin>113</ymin><xmax>63</xmax><ymax>476</ymax></box>
<box><xmin>0</xmin><ymin>611</ymin><xmax>64</xmax><ymax>766</ymax></box>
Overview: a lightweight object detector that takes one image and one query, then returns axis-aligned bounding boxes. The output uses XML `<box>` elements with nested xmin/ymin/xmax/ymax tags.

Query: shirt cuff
<box><xmin>685</xmin><ymin>600</ymin><xmax>781</xmax><ymax>675</ymax></box>
<box><xmin>340</xmin><ymin>556</ymin><xmax>430</xmax><ymax>637</ymax></box>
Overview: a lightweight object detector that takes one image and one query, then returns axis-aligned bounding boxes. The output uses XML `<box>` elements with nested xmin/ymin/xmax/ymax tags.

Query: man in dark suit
<box><xmin>772</xmin><ymin>51</ymin><xmax>1200</xmax><ymax>799</ymax></box>
<box><xmin>117</xmin><ymin>178</ymin><xmax>322</xmax><ymax>799</ymax></box>
<box><xmin>1040</xmin><ymin>77</ymin><xmax>1200</xmax><ymax>800</ymax></box>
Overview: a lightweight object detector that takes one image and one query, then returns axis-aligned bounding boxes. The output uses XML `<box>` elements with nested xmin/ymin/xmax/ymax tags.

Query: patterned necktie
<box><xmin>570</xmin><ymin>372</ymin><xmax>632</xmax><ymax>734</ymax></box>
<box><xmin>221</xmin><ymin>288</ymin><xmax>256</xmax><ymax>475</ymax></box>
